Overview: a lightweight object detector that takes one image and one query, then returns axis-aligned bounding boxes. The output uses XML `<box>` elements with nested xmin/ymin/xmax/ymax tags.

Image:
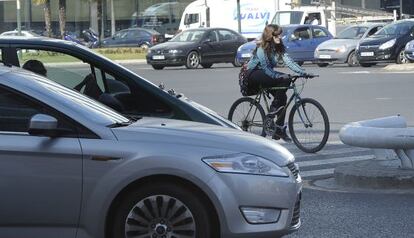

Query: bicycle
<box><xmin>228</xmin><ymin>74</ymin><xmax>329</xmax><ymax>153</ymax></box>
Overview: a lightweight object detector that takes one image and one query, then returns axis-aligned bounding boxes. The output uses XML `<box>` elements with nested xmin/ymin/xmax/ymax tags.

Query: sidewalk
<box><xmin>383</xmin><ymin>63</ymin><xmax>414</xmax><ymax>71</ymax></box>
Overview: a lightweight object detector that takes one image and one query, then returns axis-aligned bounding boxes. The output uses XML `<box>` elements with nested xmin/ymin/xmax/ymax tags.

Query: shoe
<box><xmin>272</xmin><ymin>126</ymin><xmax>291</xmax><ymax>142</ymax></box>
<box><xmin>267</xmin><ymin>105</ymin><xmax>284</xmax><ymax>119</ymax></box>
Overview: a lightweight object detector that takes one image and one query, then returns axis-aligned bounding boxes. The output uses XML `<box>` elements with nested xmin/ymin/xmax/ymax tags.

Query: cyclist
<box><xmin>246</xmin><ymin>24</ymin><xmax>309</xmax><ymax>141</ymax></box>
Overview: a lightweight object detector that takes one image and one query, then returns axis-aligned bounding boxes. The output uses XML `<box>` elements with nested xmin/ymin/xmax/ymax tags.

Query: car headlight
<box><xmin>406</xmin><ymin>41</ymin><xmax>414</xmax><ymax>50</ymax></box>
<box><xmin>202</xmin><ymin>153</ymin><xmax>289</xmax><ymax>177</ymax></box>
<box><xmin>336</xmin><ymin>45</ymin><xmax>347</xmax><ymax>53</ymax></box>
<box><xmin>168</xmin><ymin>49</ymin><xmax>183</xmax><ymax>54</ymax></box>
<box><xmin>379</xmin><ymin>38</ymin><xmax>396</xmax><ymax>50</ymax></box>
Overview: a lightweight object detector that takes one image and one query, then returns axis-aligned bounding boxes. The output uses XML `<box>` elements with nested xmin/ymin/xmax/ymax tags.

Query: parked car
<box><xmin>356</xmin><ymin>19</ymin><xmax>414</xmax><ymax>66</ymax></box>
<box><xmin>100</xmin><ymin>27</ymin><xmax>165</xmax><ymax>49</ymax></box>
<box><xmin>404</xmin><ymin>39</ymin><xmax>414</xmax><ymax>63</ymax></box>
<box><xmin>314</xmin><ymin>23</ymin><xmax>384</xmax><ymax>67</ymax></box>
<box><xmin>146</xmin><ymin>28</ymin><xmax>247</xmax><ymax>70</ymax></box>
<box><xmin>0</xmin><ymin>65</ymin><xmax>302</xmax><ymax>238</ymax></box>
<box><xmin>0</xmin><ymin>37</ymin><xmax>237</xmax><ymax>129</ymax></box>
<box><xmin>236</xmin><ymin>25</ymin><xmax>333</xmax><ymax>66</ymax></box>
<box><xmin>0</xmin><ymin>30</ymin><xmax>41</xmax><ymax>38</ymax></box>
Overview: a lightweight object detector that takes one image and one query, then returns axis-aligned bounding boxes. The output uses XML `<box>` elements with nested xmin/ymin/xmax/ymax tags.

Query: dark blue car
<box><xmin>100</xmin><ymin>27</ymin><xmax>165</xmax><ymax>49</ymax></box>
<box><xmin>236</xmin><ymin>24</ymin><xmax>333</xmax><ymax>66</ymax></box>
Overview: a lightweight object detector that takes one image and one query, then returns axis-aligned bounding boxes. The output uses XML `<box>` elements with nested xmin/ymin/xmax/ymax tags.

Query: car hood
<box><xmin>359</xmin><ymin>35</ymin><xmax>394</xmax><ymax>46</ymax></box>
<box><xmin>240</xmin><ymin>41</ymin><xmax>256</xmax><ymax>51</ymax></box>
<box><xmin>150</xmin><ymin>41</ymin><xmax>196</xmax><ymax>50</ymax></box>
<box><xmin>112</xmin><ymin>117</ymin><xmax>294</xmax><ymax>166</ymax></box>
<box><xmin>318</xmin><ymin>39</ymin><xmax>358</xmax><ymax>49</ymax></box>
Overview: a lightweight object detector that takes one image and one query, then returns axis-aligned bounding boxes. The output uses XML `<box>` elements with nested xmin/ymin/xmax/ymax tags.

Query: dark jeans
<box><xmin>248</xmin><ymin>69</ymin><xmax>291</xmax><ymax>126</ymax></box>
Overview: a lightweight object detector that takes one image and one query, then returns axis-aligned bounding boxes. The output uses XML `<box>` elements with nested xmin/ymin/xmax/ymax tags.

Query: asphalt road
<box><xmin>122</xmin><ymin>62</ymin><xmax>414</xmax><ymax>238</ymax></box>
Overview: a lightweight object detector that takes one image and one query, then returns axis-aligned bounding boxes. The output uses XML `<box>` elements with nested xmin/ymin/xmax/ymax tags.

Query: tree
<box><xmin>58</xmin><ymin>0</ymin><xmax>66</xmax><ymax>39</ymax></box>
<box><xmin>32</xmin><ymin>0</ymin><xmax>52</xmax><ymax>37</ymax></box>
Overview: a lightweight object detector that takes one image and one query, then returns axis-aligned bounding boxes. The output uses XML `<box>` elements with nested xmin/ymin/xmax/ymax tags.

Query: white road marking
<box><xmin>298</xmin><ymin>154</ymin><xmax>374</xmax><ymax>167</ymax></box>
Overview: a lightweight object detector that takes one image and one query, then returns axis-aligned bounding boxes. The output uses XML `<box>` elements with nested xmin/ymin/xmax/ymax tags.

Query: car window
<box><xmin>218</xmin><ymin>30</ymin><xmax>237</xmax><ymax>41</ymax></box>
<box><xmin>17</xmin><ymin>49</ymin><xmax>104</xmax><ymax>94</ymax></box>
<box><xmin>184</xmin><ymin>13</ymin><xmax>199</xmax><ymax>25</ymax></box>
<box><xmin>367</xmin><ymin>26</ymin><xmax>381</xmax><ymax>37</ymax></box>
<box><xmin>313</xmin><ymin>28</ymin><xmax>328</xmax><ymax>38</ymax></box>
<box><xmin>205</xmin><ymin>31</ymin><xmax>218</xmax><ymax>42</ymax></box>
<box><xmin>170</xmin><ymin>30</ymin><xmax>205</xmax><ymax>42</ymax></box>
<box><xmin>0</xmin><ymin>86</ymin><xmax>79</xmax><ymax>135</ymax></box>
<box><xmin>292</xmin><ymin>27</ymin><xmax>311</xmax><ymax>40</ymax></box>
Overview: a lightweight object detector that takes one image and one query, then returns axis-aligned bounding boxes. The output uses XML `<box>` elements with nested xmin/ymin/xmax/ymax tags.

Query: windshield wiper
<box><xmin>108</xmin><ymin>121</ymin><xmax>133</xmax><ymax>128</ymax></box>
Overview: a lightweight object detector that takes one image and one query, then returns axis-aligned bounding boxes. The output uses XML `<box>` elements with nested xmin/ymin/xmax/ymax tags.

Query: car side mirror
<box><xmin>28</xmin><ymin>114</ymin><xmax>69</xmax><ymax>137</ymax></box>
<box><xmin>290</xmin><ymin>34</ymin><xmax>298</xmax><ymax>41</ymax></box>
<box><xmin>203</xmin><ymin>38</ymin><xmax>211</xmax><ymax>44</ymax></box>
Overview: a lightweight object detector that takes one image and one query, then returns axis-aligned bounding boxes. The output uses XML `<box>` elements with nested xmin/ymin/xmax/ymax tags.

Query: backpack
<box><xmin>238</xmin><ymin>57</ymin><xmax>259</xmax><ymax>96</ymax></box>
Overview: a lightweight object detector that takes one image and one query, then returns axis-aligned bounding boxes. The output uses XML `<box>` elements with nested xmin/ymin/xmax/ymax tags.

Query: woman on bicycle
<box><xmin>247</xmin><ymin>24</ymin><xmax>309</xmax><ymax>141</ymax></box>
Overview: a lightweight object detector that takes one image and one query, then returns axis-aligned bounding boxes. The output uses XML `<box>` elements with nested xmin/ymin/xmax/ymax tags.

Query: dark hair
<box><xmin>257</xmin><ymin>24</ymin><xmax>286</xmax><ymax>59</ymax></box>
<box><xmin>22</xmin><ymin>59</ymin><xmax>47</xmax><ymax>76</ymax></box>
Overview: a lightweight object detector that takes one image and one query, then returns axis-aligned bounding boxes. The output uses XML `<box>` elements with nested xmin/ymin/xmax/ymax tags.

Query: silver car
<box><xmin>314</xmin><ymin>23</ymin><xmax>384</xmax><ymax>67</ymax></box>
<box><xmin>0</xmin><ymin>66</ymin><xmax>302</xmax><ymax>238</ymax></box>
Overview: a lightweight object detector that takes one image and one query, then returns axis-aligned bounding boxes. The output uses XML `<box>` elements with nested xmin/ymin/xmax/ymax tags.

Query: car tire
<box><xmin>232</xmin><ymin>57</ymin><xmax>242</xmax><ymax>67</ymax></box>
<box><xmin>396</xmin><ymin>49</ymin><xmax>408</xmax><ymax>64</ymax></box>
<box><xmin>110</xmin><ymin>182</ymin><xmax>214</xmax><ymax>238</ymax></box>
<box><xmin>347</xmin><ymin>51</ymin><xmax>359</xmax><ymax>67</ymax></box>
<box><xmin>186</xmin><ymin>51</ymin><xmax>200</xmax><ymax>69</ymax></box>
<box><xmin>360</xmin><ymin>63</ymin><xmax>374</xmax><ymax>67</ymax></box>
<box><xmin>201</xmin><ymin>63</ymin><xmax>213</xmax><ymax>68</ymax></box>
<box><xmin>317</xmin><ymin>63</ymin><xmax>329</xmax><ymax>67</ymax></box>
<box><xmin>152</xmin><ymin>65</ymin><xmax>164</xmax><ymax>70</ymax></box>
<box><xmin>139</xmin><ymin>43</ymin><xmax>150</xmax><ymax>51</ymax></box>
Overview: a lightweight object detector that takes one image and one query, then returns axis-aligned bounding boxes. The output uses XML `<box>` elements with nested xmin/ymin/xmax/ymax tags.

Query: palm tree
<box><xmin>32</xmin><ymin>0</ymin><xmax>52</xmax><ymax>37</ymax></box>
<box><xmin>58</xmin><ymin>0</ymin><xmax>66</xmax><ymax>39</ymax></box>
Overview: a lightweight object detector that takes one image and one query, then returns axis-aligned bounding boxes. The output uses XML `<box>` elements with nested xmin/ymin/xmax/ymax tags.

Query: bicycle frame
<box><xmin>252</xmin><ymin>79</ymin><xmax>313</xmax><ymax>127</ymax></box>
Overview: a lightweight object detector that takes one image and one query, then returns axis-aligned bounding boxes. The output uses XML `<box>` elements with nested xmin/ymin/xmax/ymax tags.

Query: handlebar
<box><xmin>290</xmin><ymin>74</ymin><xmax>319</xmax><ymax>82</ymax></box>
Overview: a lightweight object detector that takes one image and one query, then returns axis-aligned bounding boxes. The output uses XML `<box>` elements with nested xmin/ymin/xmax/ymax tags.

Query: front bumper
<box><xmin>146</xmin><ymin>53</ymin><xmax>187</xmax><ymax>66</ymax></box>
<box><xmin>356</xmin><ymin>46</ymin><xmax>396</xmax><ymax>63</ymax></box>
<box><xmin>314</xmin><ymin>49</ymin><xmax>348</xmax><ymax>63</ymax></box>
<box><xmin>208</xmin><ymin>163</ymin><xmax>302</xmax><ymax>238</ymax></box>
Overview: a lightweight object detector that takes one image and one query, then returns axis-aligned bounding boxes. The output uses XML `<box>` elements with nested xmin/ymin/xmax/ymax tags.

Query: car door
<box><xmin>200</xmin><ymin>30</ymin><xmax>223</xmax><ymax>63</ymax></box>
<box><xmin>286</xmin><ymin>26</ymin><xmax>312</xmax><ymax>61</ymax></box>
<box><xmin>312</xmin><ymin>26</ymin><xmax>330</xmax><ymax>47</ymax></box>
<box><xmin>0</xmin><ymin>85</ymin><xmax>82</xmax><ymax>238</ymax></box>
<box><xmin>218</xmin><ymin>30</ymin><xmax>240</xmax><ymax>62</ymax></box>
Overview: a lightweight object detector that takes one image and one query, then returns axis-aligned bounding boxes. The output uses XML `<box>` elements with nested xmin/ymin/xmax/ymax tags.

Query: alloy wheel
<box><xmin>125</xmin><ymin>195</ymin><xmax>196</xmax><ymax>238</ymax></box>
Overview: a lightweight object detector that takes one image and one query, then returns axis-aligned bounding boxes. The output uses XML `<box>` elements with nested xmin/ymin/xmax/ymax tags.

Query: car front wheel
<box><xmin>396</xmin><ymin>49</ymin><xmax>408</xmax><ymax>64</ymax></box>
<box><xmin>186</xmin><ymin>51</ymin><xmax>200</xmax><ymax>69</ymax></box>
<box><xmin>347</xmin><ymin>51</ymin><xmax>359</xmax><ymax>67</ymax></box>
<box><xmin>111</xmin><ymin>182</ymin><xmax>214</xmax><ymax>238</ymax></box>
<box><xmin>152</xmin><ymin>65</ymin><xmax>164</xmax><ymax>70</ymax></box>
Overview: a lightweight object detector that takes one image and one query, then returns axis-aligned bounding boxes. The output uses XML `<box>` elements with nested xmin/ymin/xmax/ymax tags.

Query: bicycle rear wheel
<box><xmin>288</xmin><ymin>98</ymin><xmax>329</xmax><ymax>153</ymax></box>
<box><xmin>228</xmin><ymin>97</ymin><xmax>266</xmax><ymax>137</ymax></box>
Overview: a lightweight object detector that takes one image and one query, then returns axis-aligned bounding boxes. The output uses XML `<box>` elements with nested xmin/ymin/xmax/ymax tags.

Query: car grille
<box><xmin>153</xmin><ymin>49</ymin><xmax>169</xmax><ymax>54</ymax></box>
<box><xmin>290</xmin><ymin>193</ymin><xmax>301</xmax><ymax>227</ymax></box>
<box><xmin>287</xmin><ymin>162</ymin><xmax>299</xmax><ymax>180</ymax></box>
<box><xmin>359</xmin><ymin>45</ymin><xmax>380</xmax><ymax>50</ymax></box>
<box><xmin>318</xmin><ymin>49</ymin><xmax>336</xmax><ymax>52</ymax></box>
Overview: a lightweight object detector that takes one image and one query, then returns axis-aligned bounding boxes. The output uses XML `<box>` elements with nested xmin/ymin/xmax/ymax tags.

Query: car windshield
<box><xmin>337</xmin><ymin>26</ymin><xmax>368</xmax><ymax>39</ymax></box>
<box><xmin>170</xmin><ymin>30</ymin><xmax>205</xmax><ymax>42</ymax></box>
<box><xmin>271</xmin><ymin>11</ymin><xmax>304</xmax><ymax>25</ymax></box>
<box><xmin>32</xmin><ymin>75</ymin><xmax>130</xmax><ymax>126</ymax></box>
<box><xmin>374</xmin><ymin>22</ymin><xmax>413</xmax><ymax>36</ymax></box>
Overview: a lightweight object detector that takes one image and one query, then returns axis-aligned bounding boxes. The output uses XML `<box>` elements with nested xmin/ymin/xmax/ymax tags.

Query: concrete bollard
<box><xmin>339</xmin><ymin>115</ymin><xmax>414</xmax><ymax>169</ymax></box>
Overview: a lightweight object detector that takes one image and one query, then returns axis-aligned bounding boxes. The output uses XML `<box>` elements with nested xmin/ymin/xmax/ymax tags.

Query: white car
<box><xmin>0</xmin><ymin>30</ymin><xmax>41</xmax><ymax>38</ymax></box>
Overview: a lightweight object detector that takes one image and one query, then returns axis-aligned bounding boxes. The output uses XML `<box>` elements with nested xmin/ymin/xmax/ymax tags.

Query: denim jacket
<box><xmin>247</xmin><ymin>47</ymin><xmax>305</xmax><ymax>79</ymax></box>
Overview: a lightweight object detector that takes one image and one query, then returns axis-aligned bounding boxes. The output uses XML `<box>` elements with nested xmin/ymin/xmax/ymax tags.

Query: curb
<box><xmin>334</xmin><ymin>159</ymin><xmax>414</xmax><ymax>189</ymax></box>
<box><xmin>383</xmin><ymin>63</ymin><xmax>414</xmax><ymax>71</ymax></box>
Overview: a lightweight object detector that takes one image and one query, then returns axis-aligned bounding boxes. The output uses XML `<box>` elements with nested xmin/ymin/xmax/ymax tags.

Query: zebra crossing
<box><xmin>279</xmin><ymin>141</ymin><xmax>375</xmax><ymax>180</ymax></box>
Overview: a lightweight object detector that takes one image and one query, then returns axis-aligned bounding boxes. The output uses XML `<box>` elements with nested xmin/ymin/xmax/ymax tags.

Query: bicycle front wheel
<box><xmin>228</xmin><ymin>97</ymin><xmax>266</xmax><ymax>137</ymax></box>
<box><xmin>288</xmin><ymin>98</ymin><xmax>330</xmax><ymax>153</ymax></box>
